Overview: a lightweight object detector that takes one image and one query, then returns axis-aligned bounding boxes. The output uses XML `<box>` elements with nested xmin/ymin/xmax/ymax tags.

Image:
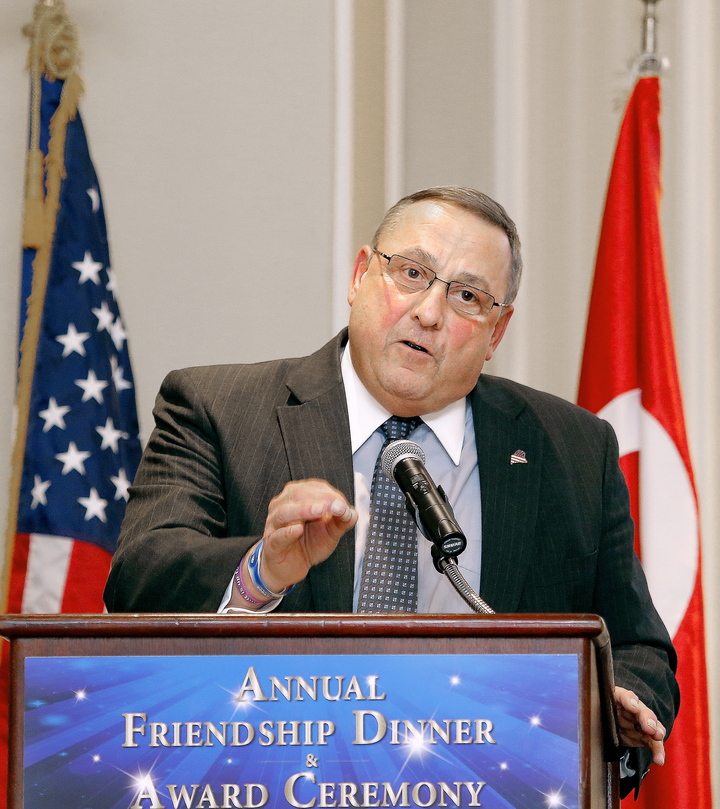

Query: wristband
<box><xmin>247</xmin><ymin>541</ymin><xmax>295</xmax><ymax>599</ymax></box>
<box><xmin>234</xmin><ymin>561</ymin><xmax>271</xmax><ymax>607</ymax></box>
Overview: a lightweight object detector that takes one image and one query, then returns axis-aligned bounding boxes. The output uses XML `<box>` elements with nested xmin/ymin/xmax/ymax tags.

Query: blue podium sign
<box><xmin>24</xmin><ymin>653</ymin><xmax>579</xmax><ymax>809</ymax></box>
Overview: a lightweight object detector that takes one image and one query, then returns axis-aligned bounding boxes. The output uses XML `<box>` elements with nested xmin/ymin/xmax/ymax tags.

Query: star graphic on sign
<box><xmin>71</xmin><ymin>251</ymin><xmax>103</xmax><ymax>284</ymax></box>
<box><xmin>129</xmin><ymin>771</ymin><xmax>160</xmax><ymax>805</ymax></box>
<box><xmin>92</xmin><ymin>300</ymin><xmax>114</xmax><ymax>332</ymax></box>
<box><xmin>87</xmin><ymin>186</ymin><xmax>100</xmax><ymax>213</ymax></box>
<box><xmin>78</xmin><ymin>488</ymin><xmax>108</xmax><ymax>522</ymax></box>
<box><xmin>109</xmin><ymin>317</ymin><xmax>127</xmax><ymax>351</ymax></box>
<box><xmin>38</xmin><ymin>397</ymin><xmax>70</xmax><ymax>431</ymax></box>
<box><xmin>97</xmin><ymin>417</ymin><xmax>128</xmax><ymax>453</ymax></box>
<box><xmin>56</xmin><ymin>323</ymin><xmax>91</xmax><ymax>357</ymax></box>
<box><xmin>541</xmin><ymin>788</ymin><xmax>567</xmax><ymax>808</ymax></box>
<box><xmin>110</xmin><ymin>356</ymin><xmax>133</xmax><ymax>391</ymax></box>
<box><xmin>106</xmin><ymin>267</ymin><xmax>117</xmax><ymax>293</ymax></box>
<box><xmin>75</xmin><ymin>369</ymin><xmax>109</xmax><ymax>404</ymax></box>
<box><xmin>56</xmin><ymin>441</ymin><xmax>91</xmax><ymax>475</ymax></box>
<box><xmin>30</xmin><ymin>475</ymin><xmax>51</xmax><ymax>508</ymax></box>
<box><xmin>111</xmin><ymin>468</ymin><xmax>132</xmax><ymax>501</ymax></box>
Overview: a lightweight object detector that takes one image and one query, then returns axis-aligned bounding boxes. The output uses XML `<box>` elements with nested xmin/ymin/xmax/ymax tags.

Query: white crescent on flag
<box><xmin>598</xmin><ymin>389</ymin><xmax>698</xmax><ymax>639</ymax></box>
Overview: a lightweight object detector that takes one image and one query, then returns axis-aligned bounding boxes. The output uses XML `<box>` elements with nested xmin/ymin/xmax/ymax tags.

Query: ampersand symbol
<box><xmin>305</xmin><ymin>754</ymin><xmax>319</xmax><ymax>768</ymax></box>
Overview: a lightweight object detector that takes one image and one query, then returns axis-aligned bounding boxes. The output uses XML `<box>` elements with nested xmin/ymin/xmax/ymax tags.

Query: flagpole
<box><xmin>634</xmin><ymin>0</ymin><xmax>668</xmax><ymax>76</ymax></box>
<box><xmin>1</xmin><ymin>0</ymin><xmax>82</xmax><ymax>612</ymax></box>
<box><xmin>642</xmin><ymin>0</ymin><xmax>659</xmax><ymax>55</ymax></box>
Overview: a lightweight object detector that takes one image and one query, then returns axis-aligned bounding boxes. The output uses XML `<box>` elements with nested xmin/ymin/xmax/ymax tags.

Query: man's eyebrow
<box><xmin>396</xmin><ymin>247</ymin><xmax>438</xmax><ymax>267</ymax></box>
<box><xmin>452</xmin><ymin>270</ymin><xmax>492</xmax><ymax>290</ymax></box>
<box><xmin>398</xmin><ymin>248</ymin><xmax>490</xmax><ymax>289</ymax></box>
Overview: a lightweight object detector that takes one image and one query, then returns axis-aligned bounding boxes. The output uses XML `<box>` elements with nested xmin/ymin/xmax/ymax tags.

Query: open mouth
<box><xmin>402</xmin><ymin>340</ymin><xmax>429</xmax><ymax>354</ymax></box>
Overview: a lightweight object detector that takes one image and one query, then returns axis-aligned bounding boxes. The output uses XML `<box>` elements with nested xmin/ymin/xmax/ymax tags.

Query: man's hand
<box><xmin>259</xmin><ymin>479</ymin><xmax>357</xmax><ymax>593</ymax></box>
<box><xmin>614</xmin><ymin>686</ymin><xmax>666</xmax><ymax>766</ymax></box>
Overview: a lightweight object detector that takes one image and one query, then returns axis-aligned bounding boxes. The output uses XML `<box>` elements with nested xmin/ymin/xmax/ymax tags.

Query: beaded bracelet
<box><xmin>247</xmin><ymin>541</ymin><xmax>295</xmax><ymax>599</ymax></box>
<box><xmin>234</xmin><ymin>561</ymin><xmax>271</xmax><ymax>607</ymax></box>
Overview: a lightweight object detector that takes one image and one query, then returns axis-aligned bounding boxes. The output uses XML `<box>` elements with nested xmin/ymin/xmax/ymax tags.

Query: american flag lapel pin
<box><xmin>510</xmin><ymin>449</ymin><xmax>528</xmax><ymax>465</ymax></box>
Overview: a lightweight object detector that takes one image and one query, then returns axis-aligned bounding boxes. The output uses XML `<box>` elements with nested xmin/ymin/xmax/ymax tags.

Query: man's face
<box><xmin>347</xmin><ymin>200</ymin><xmax>514</xmax><ymax>417</ymax></box>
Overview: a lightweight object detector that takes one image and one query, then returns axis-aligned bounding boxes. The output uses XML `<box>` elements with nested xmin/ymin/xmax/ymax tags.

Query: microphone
<box><xmin>381</xmin><ymin>439</ymin><xmax>467</xmax><ymax>561</ymax></box>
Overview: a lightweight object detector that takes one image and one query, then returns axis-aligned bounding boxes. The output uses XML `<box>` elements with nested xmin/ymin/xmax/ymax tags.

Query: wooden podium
<box><xmin>1</xmin><ymin>613</ymin><xmax>620</xmax><ymax>809</ymax></box>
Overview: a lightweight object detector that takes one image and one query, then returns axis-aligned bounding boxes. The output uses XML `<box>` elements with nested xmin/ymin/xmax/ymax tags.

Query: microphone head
<box><xmin>381</xmin><ymin>439</ymin><xmax>426</xmax><ymax>478</ymax></box>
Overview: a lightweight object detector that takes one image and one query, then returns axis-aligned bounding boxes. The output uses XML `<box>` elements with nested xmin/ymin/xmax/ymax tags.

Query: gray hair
<box><xmin>371</xmin><ymin>186</ymin><xmax>522</xmax><ymax>305</ymax></box>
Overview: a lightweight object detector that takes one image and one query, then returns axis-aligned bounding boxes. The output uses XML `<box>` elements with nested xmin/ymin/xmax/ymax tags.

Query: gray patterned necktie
<box><xmin>357</xmin><ymin>415</ymin><xmax>422</xmax><ymax>613</ymax></box>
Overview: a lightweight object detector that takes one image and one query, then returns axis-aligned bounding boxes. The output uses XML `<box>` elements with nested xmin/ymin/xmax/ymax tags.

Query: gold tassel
<box><xmin>22</xmin><ymin>147</ymin><xmax>46</xmax><ymax>249</ymax></box>
<box><xmin>21</xmin><ymin>0</ymin><xmax>80</xmax><ymax>248</ymax></box>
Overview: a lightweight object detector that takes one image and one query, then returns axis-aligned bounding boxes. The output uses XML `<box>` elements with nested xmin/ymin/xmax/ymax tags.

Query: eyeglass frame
<box><xmin>371</xmin><ymin>248</ymin><xmax>509</xmax><ymax>318</ymax></box>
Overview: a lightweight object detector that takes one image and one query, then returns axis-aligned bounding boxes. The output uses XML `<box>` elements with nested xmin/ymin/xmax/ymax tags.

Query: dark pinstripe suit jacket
<box><xmin>105</xmin><ymin>330</ymin><xmax>678</xmax><ymax>790</ymax></box>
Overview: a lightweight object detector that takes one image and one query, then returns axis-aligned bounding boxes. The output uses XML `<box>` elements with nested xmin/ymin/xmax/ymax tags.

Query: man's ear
<box><xmin>347</xmin><ymin>246</ymin><xmax>372</xmax><ymax>306</ymax></box>
<box><xmin>485</xmin><ymin>305</ymin><xmax>514</xmax><ymax>361</ymax></box>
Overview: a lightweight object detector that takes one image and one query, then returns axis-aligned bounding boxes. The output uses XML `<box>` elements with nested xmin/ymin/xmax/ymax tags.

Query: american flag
<box><xmin>6</xmin><ymin>74</ymin><xmax>141</xmax><ymax>615</ymax></box>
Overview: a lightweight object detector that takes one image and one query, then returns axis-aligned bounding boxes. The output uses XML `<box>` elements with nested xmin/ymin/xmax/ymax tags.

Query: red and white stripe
<box><xmin>8</xmin><ymin>533</ymin><xmax>111</xmax><ymax>615</ymax></box>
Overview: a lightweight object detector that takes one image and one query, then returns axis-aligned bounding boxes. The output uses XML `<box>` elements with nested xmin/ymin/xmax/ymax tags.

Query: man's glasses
<box><xmin>373</xmin><ymin>249</ymin><xmax>507</xmax><ymax>318</ymax></box>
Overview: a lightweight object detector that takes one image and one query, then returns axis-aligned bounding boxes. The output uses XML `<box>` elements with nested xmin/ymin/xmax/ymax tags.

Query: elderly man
<box><xmin>105</xmin><ymin>187</ymin><xmax>678</xmax><ymax>796</ymax></box>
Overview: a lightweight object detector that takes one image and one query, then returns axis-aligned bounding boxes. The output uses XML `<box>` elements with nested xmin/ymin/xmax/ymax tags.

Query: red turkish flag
<box><xmin>578</xmin><ymin>76</ymin><xmax>711</xmax><ymax>807</ymax></box>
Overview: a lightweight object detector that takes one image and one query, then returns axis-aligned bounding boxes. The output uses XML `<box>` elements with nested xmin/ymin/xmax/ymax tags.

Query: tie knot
<box><xmin>381</xmin><ymin>415</ymin><xmax>422</xmax><ymax>442</ymax></box>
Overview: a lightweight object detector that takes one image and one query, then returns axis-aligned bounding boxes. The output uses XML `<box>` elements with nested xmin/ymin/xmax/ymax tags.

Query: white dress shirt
<box><xmin>342</xmin><ymin>346</ymin><xmax>482</xmax><ymax>613</ymax></box>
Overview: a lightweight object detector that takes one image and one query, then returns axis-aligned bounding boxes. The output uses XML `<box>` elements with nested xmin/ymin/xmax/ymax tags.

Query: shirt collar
<box><xmin>341</xmin><ymin>344</ymin><xmax>468</xmax><ymax>465</ymax></box>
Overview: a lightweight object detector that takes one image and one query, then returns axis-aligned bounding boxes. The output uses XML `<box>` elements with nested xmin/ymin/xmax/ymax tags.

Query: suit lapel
<box><xmin>276</xmin><ymin>331</ymin><xmax>355</xmax><ymax>612</ymax></box>
<box><xmin>471</xmin><ymin>378</ymin><xmax>545</xmax><ymax>613</ymax></box>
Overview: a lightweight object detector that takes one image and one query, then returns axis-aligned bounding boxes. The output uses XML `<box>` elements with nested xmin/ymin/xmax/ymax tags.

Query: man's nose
<box><xmin>411</xmin><ymin>278</ymin><xmax>448</xmax><ymax>327</ymax></box>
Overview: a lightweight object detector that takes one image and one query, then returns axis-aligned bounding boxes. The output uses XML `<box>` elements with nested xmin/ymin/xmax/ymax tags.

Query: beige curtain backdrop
<box><xmin>0</xmin><ymin>0</ymin><xmax>717</xmax><ymax>790</ymax></box>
